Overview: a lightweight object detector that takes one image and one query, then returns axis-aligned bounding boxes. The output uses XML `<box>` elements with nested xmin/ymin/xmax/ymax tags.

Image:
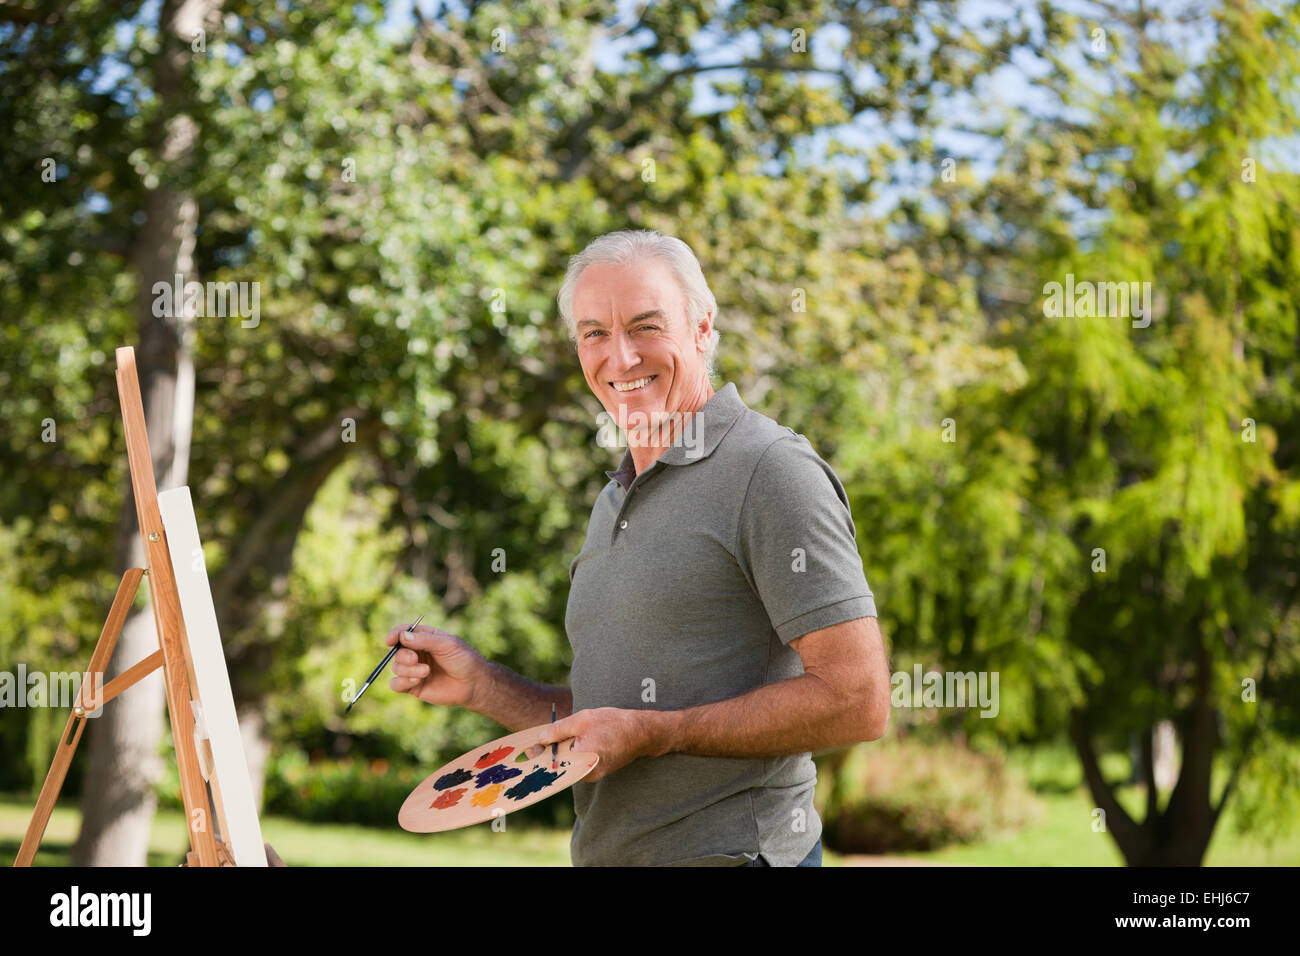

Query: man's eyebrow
<box><xmin>576</xmin><ymin>309</ymin><xmax>666</xmax><ymax>329</ymax></box>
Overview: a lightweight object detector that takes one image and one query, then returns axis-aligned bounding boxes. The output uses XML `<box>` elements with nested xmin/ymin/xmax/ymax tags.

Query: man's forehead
<box><xmin>573</xmin><ymin>259</ymin><xmax>681</xmax><ymax>310</ymax></box>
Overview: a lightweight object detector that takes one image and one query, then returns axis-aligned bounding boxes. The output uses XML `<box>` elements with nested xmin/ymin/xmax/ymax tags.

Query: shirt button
<box><xmin>619</xmin><ymin>519</ymin><xmax>628</xmax><ymax>529</ymax></box>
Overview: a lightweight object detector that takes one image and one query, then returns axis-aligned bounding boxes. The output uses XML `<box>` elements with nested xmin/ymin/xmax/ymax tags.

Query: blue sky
<box><xmin>73</xmin><ymin>0</ymin><xmax>1296</xmax><ymax>222</ymax></box>
<box><xmin>378</xmin><ymin>0</ymin><xmax>1293</xmax><ymax>220</ymax></box>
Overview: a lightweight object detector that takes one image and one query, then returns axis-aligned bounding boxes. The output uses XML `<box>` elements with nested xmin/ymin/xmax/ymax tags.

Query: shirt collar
<box><xmin>604</xmin><ymin>382</ymin><xmax>747</xmax><ymax>490</ymax></box>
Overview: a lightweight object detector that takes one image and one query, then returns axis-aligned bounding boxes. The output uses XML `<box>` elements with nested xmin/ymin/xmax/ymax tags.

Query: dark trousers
<box><xmin>741</xmin><ymin>839</ymin><xmax>822</xmax><ymax>867</ymax></box>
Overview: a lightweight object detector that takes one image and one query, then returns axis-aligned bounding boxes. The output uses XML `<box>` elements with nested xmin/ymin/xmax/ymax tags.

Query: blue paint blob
<box><xmin>504</xmin><ymin>766</ymin><xmax>562</xmax><ymax>801</ymax></box>
<box><xmin>433</xmin><ymin>767</ymin><xmax>474</xmax><ymax>790</ymax></box>
<box><xmin>475</xmin><ymin>763</ymin><xmax>524</xmax><ymax>787</ymax></box>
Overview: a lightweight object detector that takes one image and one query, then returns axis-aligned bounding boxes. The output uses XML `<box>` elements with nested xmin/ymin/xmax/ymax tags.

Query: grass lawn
<box><xmin>882</xmin><ymin>741</ymin><xmax>1300</xmax><ymax>866</ymax></box>
<box><xmin>875</xmin><ymin>786</ymin><xmax>1300</xmax><ymax>867</ymax></box>
<box><xmin>0</xmin><ymin>795</ymin><xmax>576</xmax><ymax>866</ymax></box>
<box><xmin>3</xmin><ymin>739</ymin><xmax>1296</xmax><ymax>866</ymax></box>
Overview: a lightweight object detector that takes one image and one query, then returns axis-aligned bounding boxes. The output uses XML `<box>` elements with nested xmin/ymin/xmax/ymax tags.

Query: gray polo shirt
<box><xmin>564</xmin><ymin>382</ymin><xmax>878</xmax><ymax>866</ymax></box>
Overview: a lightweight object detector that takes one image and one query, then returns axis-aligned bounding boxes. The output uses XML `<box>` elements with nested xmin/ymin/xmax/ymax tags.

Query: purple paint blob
<box><xmin>433</xmin><ymin>767</ymin><xmax>473</xmax><ymax>790</ymax></box>
<box><xmin>475</xmin><ymin>763</ymin><xmax>523</xmax><ymax>787</ymax></box>
<box><xmin>504</xmin><ymin>766</ymin><xmax>562</xmax><ymax>801</ymax></box>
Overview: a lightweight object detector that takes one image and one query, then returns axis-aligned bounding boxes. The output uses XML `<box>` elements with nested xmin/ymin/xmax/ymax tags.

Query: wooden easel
<box><xmin>15</xmin><ymin>347</ymin><xmax>235</xmax><ymax>867</ymax></box>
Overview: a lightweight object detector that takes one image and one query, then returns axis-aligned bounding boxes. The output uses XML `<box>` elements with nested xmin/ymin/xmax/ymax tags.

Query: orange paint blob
<box><xmin>430</xmin><ymin>787</ymin><xmax>466</xmax><ymax>810</ymax></box>
<box><xmin>471</xmin><ymin>784</ymin><xmax>504</xmax><ymax>807</ymax></box>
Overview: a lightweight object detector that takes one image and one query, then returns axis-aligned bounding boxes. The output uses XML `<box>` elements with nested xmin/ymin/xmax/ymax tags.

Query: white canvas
<box><xmin>158</xmin><ymin>486</ymin><xmax>267</xmax><ymax>867</ymax></box>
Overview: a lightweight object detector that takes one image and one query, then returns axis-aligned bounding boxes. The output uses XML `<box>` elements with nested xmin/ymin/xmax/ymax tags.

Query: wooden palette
<box><xmin>399</xmin><ymin>723</ymin><xmax>599</xmax><ymax>833</ymax></box>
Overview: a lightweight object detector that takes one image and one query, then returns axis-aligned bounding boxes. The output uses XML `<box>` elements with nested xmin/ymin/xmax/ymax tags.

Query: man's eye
<box><xmin>584</xmin><ymin>329</ymin><xmax>603</xmax><ymax>338</ymax></box>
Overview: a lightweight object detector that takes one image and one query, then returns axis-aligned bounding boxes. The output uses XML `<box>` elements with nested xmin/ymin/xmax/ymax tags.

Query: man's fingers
<box><xmin>391</xmin><ymin>624</ymin><xmax>458</xmax><ymax>653</ymax></box>
<box><xmin>391</xmin><ymin>666</ymin><xmax>429</xmax><ymax>683</ymax></box>
<box><xmin>526</xmin><ymin>737</ymin><xmax>580</xmax><ymax>760</ymax></box>
<box><xmin>386</xmin><ymin>623</ymin><xmax>431</xmax><ymax>647</ymax></box>
<box><xmin>528</xmin><ymin>717</ymin><xmax>581</xmax><ymax>757</ymax></box>
<box><xmin>391</xmin><ymin>656</ymin><xmax>430</xmax><ymax>678</ymax></box>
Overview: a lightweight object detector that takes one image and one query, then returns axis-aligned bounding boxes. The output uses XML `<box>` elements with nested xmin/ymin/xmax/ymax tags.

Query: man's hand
<box><xmin>524</xmin><ymin>707</ymin><xmax>660</xmax><ymax>782</ymax></box>
<box><xmin>386</xmin><ymin>624</ymin><xmax>488</xmax><ymax>709</ymax></box>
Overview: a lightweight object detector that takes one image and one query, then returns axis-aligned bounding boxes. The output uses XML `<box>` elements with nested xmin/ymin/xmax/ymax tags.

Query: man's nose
<box><xmin>609</xmin><ymin>327</ymin><xmax>641</xmax><ymax>368</ymax></box>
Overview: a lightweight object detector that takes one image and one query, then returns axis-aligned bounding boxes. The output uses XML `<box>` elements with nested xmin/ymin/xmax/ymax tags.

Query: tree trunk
<box><xmin>1070</xmin><ymin>637</ymin><xmax>1220</xmax><ymax>867</ymax></box>
<box><xmin>213</xmin><ymin>416</ymin><xmax>382</xmax><ymax>809</ymax></box>
<box><xmin>71</xmin><ymin>0</ymin><xmax>214</xmax><ymax>866</ymax></box>
<box><xmin>1147</xmin><ymin>636</ymin><xmax>1218</xmax><ymax>865</ymax></box>
<box><xmin>237</xmin><ymin>706</ymin><xmax>271</xmax><ymax>812</ymax></box>
<box><xmin>73</xmin><ymin>303</ymin><xmax>193</xmax><ymax>866</ymax></box>
<box><xmin>1152</xmin><ymin>720</ymin><xmax>1179</xmax><ymax>792</ymax></box>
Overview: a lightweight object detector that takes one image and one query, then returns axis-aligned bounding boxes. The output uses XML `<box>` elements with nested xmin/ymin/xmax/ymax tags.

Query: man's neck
<box><xmin>627</xmin><ymin>379</ymin><xmax>716</xmax><ymax>475</ymax></box>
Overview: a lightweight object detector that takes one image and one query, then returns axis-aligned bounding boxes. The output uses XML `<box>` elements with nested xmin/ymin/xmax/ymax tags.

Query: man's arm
<box><xmin>527</xmin><ymin>616</ymin><xmax>889</xmax><ymax>779</ymax></box>
<box><xmin>386</xmin><ymin>624</ymin><xmax>570</xmax><ymax>731</ymax></box>
<box><xmin>470</xmin><ymin>660</ymin><xmax>573</xmax><ymax>732</ymax></box>
<box><xmin>647</xmin><ymin>616</ymin><xmax>890</xmax><ymax>759</ymax></box>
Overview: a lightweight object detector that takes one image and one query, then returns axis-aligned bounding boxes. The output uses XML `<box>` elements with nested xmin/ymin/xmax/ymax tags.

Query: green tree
<box><xmin>0</xmin><ymin>0</ymin><xmax>1034</xmax><ymax>862</ymax></box>
<box><xmin>846</xmin><ymin>0</ymin><xmax>1300</xmax><ymax>865</ymax></box>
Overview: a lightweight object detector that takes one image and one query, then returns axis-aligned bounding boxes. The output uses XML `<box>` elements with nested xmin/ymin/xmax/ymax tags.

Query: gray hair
<box><xmin>557</xmin><ymin>229</ymin><xmax>720</xmax><ymax>378</ymax></box>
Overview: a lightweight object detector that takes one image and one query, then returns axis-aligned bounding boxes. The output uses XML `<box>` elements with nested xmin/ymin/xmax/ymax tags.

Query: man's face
<box><xmin>572</xmin><ymin>258</ymin><xmax>713</xmax><ymax>429</ymax></box>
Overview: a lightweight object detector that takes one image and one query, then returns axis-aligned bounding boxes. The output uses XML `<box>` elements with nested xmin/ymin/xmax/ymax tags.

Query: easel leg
<box><xmin>14</xmin><ymin>568</ymin><xmax>147</xmax><ymax>866</ymax></box>
<box><xmin>117</xmin><ymin>348</ymin><xmax>221</xmax><ymax>867</ymax></box>
<box><xmin>17</xmin><ymin>346</ymin><xmax>235</xmax><ymax>868</ymax></box>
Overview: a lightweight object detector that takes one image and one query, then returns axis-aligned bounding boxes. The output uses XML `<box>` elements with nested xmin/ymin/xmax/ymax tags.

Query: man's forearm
<box><xmin>644</xmin><ymin>672</ymin><xmax>870</xmax><ymax>760</ymax></box>
<box><xmin>469</xmin><ymin>658</ymin><xmax>572</xmax><ymax>732</ymax></box>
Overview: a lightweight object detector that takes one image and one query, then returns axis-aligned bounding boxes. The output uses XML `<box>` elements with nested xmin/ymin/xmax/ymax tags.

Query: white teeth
<box><xmin>612</xmin><ymin>375</ymin><xmax>656</xmax><ymax>392</ymax></box>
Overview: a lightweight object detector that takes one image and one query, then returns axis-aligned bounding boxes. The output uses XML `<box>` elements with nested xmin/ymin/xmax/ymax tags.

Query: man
<box><xmin>386</xmin><ymin>229</ymin><xmax>890</xmax><ymax>866</ymax></box>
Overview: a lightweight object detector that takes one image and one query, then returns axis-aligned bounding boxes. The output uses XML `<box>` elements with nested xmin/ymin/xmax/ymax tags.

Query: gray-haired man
<box><xmin>387</xmin><ymin>230</ymin><xmax>890</xmax><ymax>866</ymax></box>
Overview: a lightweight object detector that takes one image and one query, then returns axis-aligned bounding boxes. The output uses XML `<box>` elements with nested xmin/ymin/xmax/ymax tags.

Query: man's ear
<box><xmin>696</xmin><ymin>311</ymin><xmax>713</xmax><ymax>349</ymax></box>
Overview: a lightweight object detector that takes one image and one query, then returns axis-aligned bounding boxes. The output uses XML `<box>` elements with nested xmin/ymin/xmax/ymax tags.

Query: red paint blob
<box><xmin>474</xmin><ymin>746</ymin><xmax>514</xmax><ymax>768</ymax></box>
<box><xmin>431</xmin><ymin>787</ymin><xmax>466</xmax><ymax>810</ymax></box>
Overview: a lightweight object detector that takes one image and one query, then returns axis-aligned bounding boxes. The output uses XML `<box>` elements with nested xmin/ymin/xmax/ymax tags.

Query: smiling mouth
<box><xmin>610</xmin><ymin>374</ymin><xmax>658</xmax><ymax>394</ymax></box>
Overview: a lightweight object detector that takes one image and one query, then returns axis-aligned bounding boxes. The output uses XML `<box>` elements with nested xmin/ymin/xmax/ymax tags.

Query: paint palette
<box><xmin>399</xmin><ymin>723</ymin><xmax>599</xmax><ymax>833</ymax></box>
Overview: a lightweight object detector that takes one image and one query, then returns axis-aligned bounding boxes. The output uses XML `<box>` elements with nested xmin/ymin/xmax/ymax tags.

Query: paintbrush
<box><xmin>346</xmin><ymin>613</ymin><xmax>425</xmax><ymax>714</ymax></box>
<box><xmin>551</xmin><ymin>702</ymin><xmax>557</xmax><ymax>770</ymax></box>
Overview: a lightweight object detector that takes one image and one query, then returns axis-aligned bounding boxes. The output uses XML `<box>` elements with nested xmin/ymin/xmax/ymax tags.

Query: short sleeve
<box><xmin>734</xmin><ymin>435</ymin><xmax>877</xmax><ymax>643</ymax></box>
